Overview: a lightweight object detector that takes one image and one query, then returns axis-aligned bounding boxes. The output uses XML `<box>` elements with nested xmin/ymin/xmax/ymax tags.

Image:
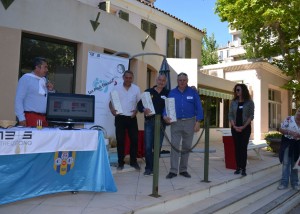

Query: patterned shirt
<box><xmin>281</xmin><ymin>116</ymin><xmax>300</xmax><ymax>140</ymax></box>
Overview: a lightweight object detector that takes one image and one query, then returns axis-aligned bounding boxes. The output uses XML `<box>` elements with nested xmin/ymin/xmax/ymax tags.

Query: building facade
<box><xmin>202</xmin><ymin>29</ymin><xmax>291</xmax><ymax>140</ymax></box>
<box><xmin>0</xmin><ymin>0</ymin><xmax>290</xmax><ymax>141</ymax></box>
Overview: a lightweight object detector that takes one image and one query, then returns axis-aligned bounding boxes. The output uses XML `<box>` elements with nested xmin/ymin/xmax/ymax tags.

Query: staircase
<box><xmin>172</xmin><ymin>164</ymin><xmax>300</xmax><ymax>214</ymax></box>
<box><xmin>132</xmin><ymin>164</ymin><xmax>300</xmax><ymax>214</ymax></box>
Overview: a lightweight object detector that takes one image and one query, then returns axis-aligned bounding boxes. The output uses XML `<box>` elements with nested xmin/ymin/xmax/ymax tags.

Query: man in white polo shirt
<box><xmin>109</xmin><ymin>70</ymin><xmax>141</xmax><ymax>170</ymax></box>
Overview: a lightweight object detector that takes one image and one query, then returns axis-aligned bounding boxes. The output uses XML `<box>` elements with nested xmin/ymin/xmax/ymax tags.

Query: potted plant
<box><xmin>264</xmin><ymin>131</ymin><xmax>282</xmax><ymax>154</ymax></box>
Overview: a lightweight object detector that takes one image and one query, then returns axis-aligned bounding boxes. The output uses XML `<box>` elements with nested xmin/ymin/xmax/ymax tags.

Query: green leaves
<box><xmin>201</xmin><ymin>28</ymin><xmax>219</xmax><ymax>66</ymax></box>
<box><xmin>216</xmin><ymin>0</ymin><xmax>300</xmax><ymax>104</ymax></box>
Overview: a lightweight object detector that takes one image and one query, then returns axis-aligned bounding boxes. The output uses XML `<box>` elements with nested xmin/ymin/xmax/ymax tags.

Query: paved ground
<box><xmin>0</xmin><ymin>139</ymin><xmax>284</xmax><ymax>214</ymax></box>
<box><xmin>288</xmin><ymin>203</ymin><xmax>300</xmax><ymax>214</ymax></box>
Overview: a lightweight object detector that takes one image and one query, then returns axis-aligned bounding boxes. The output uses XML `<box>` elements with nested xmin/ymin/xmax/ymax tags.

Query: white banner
<box><xmin>0</xmin><ymin>128</ymin><xmax>98</xmax><ymax>155</ymax></box>
<box><xmin>86</xmin><ymin>51</ymin><xmax>129</xmax><ymax>137</ymax></box>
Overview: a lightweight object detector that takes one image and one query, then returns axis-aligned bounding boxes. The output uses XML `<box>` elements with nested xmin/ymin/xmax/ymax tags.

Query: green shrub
<box><xmin>264</xmin><ymin>131</ymin><xmax>282</xmax><ymax>140</ymax></box>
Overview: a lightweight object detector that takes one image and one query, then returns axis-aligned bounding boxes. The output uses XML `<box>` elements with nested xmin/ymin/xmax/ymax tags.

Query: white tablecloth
<box><xmin>0</xmin><ymin>127</ymin><xmax>98</xmax><ymax>155</ymax></box>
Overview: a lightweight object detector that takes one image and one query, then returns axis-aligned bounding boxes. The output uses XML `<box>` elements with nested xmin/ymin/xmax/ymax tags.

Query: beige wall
<box><xmin>0</xmin><ymin>27</ymin><xmax>21</xmax><ymax>120</ymax></box>
<box><xmin>0</xmin><ymin>0</ymin><xmax>163</xmax><ymax>121</ymax></box>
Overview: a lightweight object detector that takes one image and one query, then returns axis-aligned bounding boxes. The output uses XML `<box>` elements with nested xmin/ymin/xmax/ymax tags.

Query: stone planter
<box><xmin>266</xmin><ymin>138</ymin><xmax>281</xmax><ymax>154</ymax></box>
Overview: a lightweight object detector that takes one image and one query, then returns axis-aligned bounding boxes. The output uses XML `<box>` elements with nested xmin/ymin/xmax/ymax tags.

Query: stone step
<box><xmin>168</xmin><ymin>169</ymin><xmax>281</xmax><ymax>214</ymax></box>
<box><xmin>133</xmin><ymin>164</ymin><xmax>281</xmax><ymax>214</ymax></box>
<box><xmin>168</xmin><ymin>164</ymin><xmax>300</xmax><ymax>214</ymax></box>
<box><xmin>248</xmin><ymin>189</ymin><xmax>300</xmax><ymax>214</ymax></box>
<box><xmin>233</xmin><ymin>187</ymin><xmax>293</xmax><ymax>214</ymax></box>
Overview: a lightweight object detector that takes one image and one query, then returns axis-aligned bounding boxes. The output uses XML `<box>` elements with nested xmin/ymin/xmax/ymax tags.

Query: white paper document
<box><xmin>110</xmin><ymin>90</ymin><xmax>123</xmax><ymax>115</ymax></box>
<box><xmin>141</xmin><ymin>92</ymin><xmax>155</xmax><ymax>115</ymax></box>
<box><xmin>165</xmin><ymin>98</ymin><xmax>177</xmax><ymax>122</ymax></box>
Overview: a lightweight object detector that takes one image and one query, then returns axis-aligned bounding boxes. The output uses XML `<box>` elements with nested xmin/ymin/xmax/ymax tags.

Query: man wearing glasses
<box><xmin>163</xmin><ymin>72</ymin><xmax>203</xmax><ymax>179</ymax></box>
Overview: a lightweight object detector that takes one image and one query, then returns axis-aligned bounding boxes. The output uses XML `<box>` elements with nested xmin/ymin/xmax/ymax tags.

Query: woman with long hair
<box><xmin>228</xmin><ymin>84</ymin><xmax>254</xmax><ymax>176</ymax></box>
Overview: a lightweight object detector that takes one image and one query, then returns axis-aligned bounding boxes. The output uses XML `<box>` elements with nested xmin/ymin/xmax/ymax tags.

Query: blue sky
<box><xmin>154</xmin><ymin>0</ymin><xmax>231</xmax><ymax>46</ymax></box>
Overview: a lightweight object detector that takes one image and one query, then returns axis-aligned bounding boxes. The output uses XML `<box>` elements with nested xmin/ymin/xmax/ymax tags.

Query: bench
<box><xmin>247</xmin><ymin>140</ymin><xmax>268</xmax><ymax>160</ymax></box>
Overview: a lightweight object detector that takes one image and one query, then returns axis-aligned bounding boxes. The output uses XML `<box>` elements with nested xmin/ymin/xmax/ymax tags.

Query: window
<box><xmin>200</xmin><ymin>96</ymin><xmax>226</xmax><ymax>128</ymax></box>
<box><xmin>146</xmin><ymin>67</ymin><xmax>156</xmax><ymax>88</ymax></box>
<box><xmin>147</xmin><ymin>68</ymin><xmax>152</xmax><ymax>88</ymax></box>
<box><xmin>174</xmin><ymin>38</ymin><xmax>180</xmax><ymax>58</ymax></box>
<box><xmin>141</xmin><ymin>19</ymin><xmax>157</xmax><ymax>40</ymax></box>
<box><xmin>219</xmin><ymin>51</ymin><xmax>223</xmax><ymax>60</ymax></box>
<box><xmin>226</xmin><ymin>50</ymin><xmax>230</xmax><ymax>58</ymax></box>
<box><xmin>166</xmin><ymin>29</ymin><xmax>174</xmax><ymax>58</ymax></box>
<box><xmin>268</xmin><ymin>89</ymin><xmax>282</xmax><ymax>130</ymax></box>
<box><xmin>119</xmin><ymin>10</ymin><xmax>129</xmax><ymax>21</ymax></box>
<box><xmin>20</xmin><ymin>33</ymin><xmax>76</xmax><ymax>93</ymax></box>
<box><xmin>185</xmin><ymin>37</ymin><xmax>191</xmax><ymax>58</ymax></box>
<box><xmin>98</xmin><ymin>1</ymin><xmax>110</xmax><ymax>12</ymax></box>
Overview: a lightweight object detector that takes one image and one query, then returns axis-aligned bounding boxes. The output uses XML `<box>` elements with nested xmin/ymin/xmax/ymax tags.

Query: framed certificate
<box><xmin>141</xmin><ymin>92</ymin><xmax>155</xmax><ymax>115</ymax></box>
<box><xmin>110</xmin><ymin>90</ymin><xmax>123</xmax><ymax>115</ymax></box>
<box><xmin>165</xmin><ymin>98</ymin><xmax>177</xmax><ymax>122</ymax></box>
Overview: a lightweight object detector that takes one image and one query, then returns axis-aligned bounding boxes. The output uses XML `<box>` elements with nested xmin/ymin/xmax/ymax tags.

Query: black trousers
<box><xmin>115</xmin><ymin>115</ymin><xmax>138</xmax><ymax>165</ymax></box>
<box><xmin>231</xmin><ymin>125</ymin><xmax>251</xmax><ymax>170</ymax></box>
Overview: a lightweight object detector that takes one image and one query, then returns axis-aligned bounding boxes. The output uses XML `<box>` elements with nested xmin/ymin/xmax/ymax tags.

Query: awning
<box><xmin>198</xmin><ymin>88</ymin><xmax>233</xmax><ymax>100</ymax></box>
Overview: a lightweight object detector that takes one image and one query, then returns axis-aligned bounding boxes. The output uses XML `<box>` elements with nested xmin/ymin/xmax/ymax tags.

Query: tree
<box><xmin>215</xmin><ymin>0</ymin><xmax>300</xmax><ymax>105</ymax></box>
<box><xmin>201</xmin><ymin>29</ymin><xmax>219</xmax><ymax>66</ymax></box>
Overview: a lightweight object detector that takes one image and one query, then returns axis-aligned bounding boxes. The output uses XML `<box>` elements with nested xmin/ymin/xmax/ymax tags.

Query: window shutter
<box><xmin>167</xmin><ymin>29</ymin><xmax>174</xmax><ymax>58</ymax></box>
<box><xmin>150</xmin><ymin>23</ymin><xmax>157</xmax><ymax>40</ymax></box>
<box><xmin>141</xmin><ymin>19</ymin><xmax>148</xmax><ymax>33</ymax></box>
<box><xmin>119</xmin><ymin>10</ymin><xmax>129</xmax><ymax>21</ymax></box>
<box><xmin>185</xmin><ymin>37</ymin><xmax>191</xmax><ymax>58</ymax></box>
<box><xmin>98</xmin><ymin>2</ymin><xmax>106</xmax><ymax>11</ymax></box>
<box><xmin>141</xmin><ymin>19</ymin><xmax>156</xmax><ymax>40</ymax></box>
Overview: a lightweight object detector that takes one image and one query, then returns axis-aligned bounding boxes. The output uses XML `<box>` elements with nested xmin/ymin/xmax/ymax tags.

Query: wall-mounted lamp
<box><xmin>90</xmin><ymin>12</ymin><xmax>101</xmax><ymax>32</ymax></box>
<box><xmin>1</xmin><ymin>0</ymin><xmax>15</xmax><ymax>10</ymax></box>
<box><xmin>141</xmin><ymin>35</ymin><xmax>149</xmax><ymax>50</ymax></box>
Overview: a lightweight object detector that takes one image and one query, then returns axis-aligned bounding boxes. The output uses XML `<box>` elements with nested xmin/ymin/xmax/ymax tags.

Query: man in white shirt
<box><xmin>109</xmin><ymin>70</ymin><xmax>141</xmax><ymax>170</ymax></box>
<box><xmin>15</xmin><ymin>57</ymin><xmax>55</xmax><ymax>127</ymax></box>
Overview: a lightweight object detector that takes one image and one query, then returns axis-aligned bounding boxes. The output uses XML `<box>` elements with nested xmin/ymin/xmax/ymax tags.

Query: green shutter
<box><xmin>141</xmin><ymin>19</ymin><xmax>148</xmax><ymax>33</ymax></box>
<box><xmin>98</xmin><ymin>2</ymin><xmax>106</xmax><ymax>11</ymax></box>
<box><xmin>167</xmin><ymin>29</ymin><xmax>174</xmax><ymax>58</ymax></box>
<box><xmin>185</xmin><ymin>37</ymin><xmax>191</xmax><ymax>58</ymax></box>
<box><xmin>141</xmin><ymin>19</ymin><xmax>156</xmax><ymax>40</ymax></box>
<box><xmin>150</xmin><ymin>23</ymin><xmax>157</xmax><ymax>40</ymax></box>
<box><xmin>119</xmin><ymin>10</ymin><xmax>129</xmax><ymax>21</ymax></box>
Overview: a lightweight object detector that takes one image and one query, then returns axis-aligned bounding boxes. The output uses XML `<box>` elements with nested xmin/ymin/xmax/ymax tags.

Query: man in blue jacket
<box><xmin>163</xmin><ymin>72</ymin><xmax>203</xmax><ymax>179</ymax></box>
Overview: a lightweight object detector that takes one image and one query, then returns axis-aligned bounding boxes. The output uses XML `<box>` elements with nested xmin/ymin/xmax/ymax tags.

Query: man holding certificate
<box><xmin>137</xmin><ymin>74</ymin><xmax>169</xmax><ymax>176</ymax></box>
<box><xmin>163</xmin><ymin>72</ymin><xmax>204</xmax><ymax>179</ymax></box>
<box><xmin>109</xmin><ymin>70</ymin><xmax>141</xmax><ymax>171</ymax></box>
